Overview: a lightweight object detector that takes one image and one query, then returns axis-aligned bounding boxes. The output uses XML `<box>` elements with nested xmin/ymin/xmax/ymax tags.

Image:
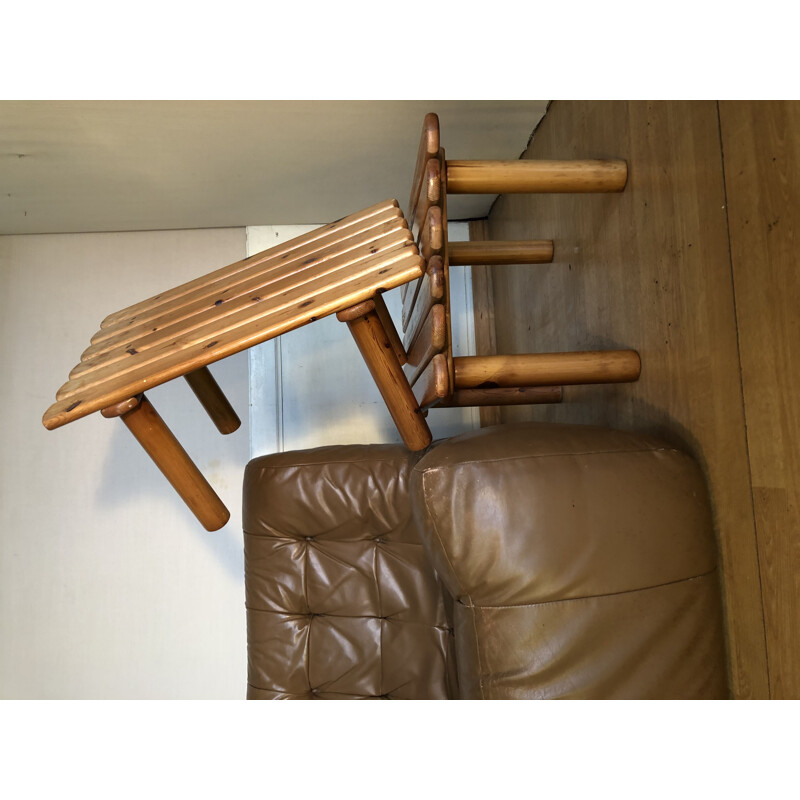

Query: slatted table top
<box><xmin>43</xmin><ymin>199</ymin><xmax>423</xmax><ymax>431</ymax></box>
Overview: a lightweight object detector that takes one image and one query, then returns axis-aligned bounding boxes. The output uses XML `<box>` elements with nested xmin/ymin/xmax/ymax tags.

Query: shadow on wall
<box><xmin>94</xmin><ymin>354</ymin><xmax>250</xmax><ymax>581</ymax></box>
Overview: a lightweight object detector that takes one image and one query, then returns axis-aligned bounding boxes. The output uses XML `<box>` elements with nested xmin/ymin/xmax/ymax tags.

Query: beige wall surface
<box><xmin>0</xmin><ymin>227</ymin><xmax>249</xmax><ymax>698</ymax></box>
<box><xmin>0</xmin><ymin>100</ymin><xmax>548</xmax><ymax>235</ymax></box>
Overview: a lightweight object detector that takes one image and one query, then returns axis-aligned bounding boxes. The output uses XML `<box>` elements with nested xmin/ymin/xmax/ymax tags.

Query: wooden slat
<box><xmin>412</xmin><ymin>157</ymin><xmax>442</xmax><ymax>239</ymax></box>
<box><xmin>449</xmin><ymin>239</ymin><xmax>554</xmax><ymax>266</ymax></box>
<box><xmin>93</xmin><ymin>206</ymin><xmax>404</xmax><ymax>345</ymax></box>
<box><xmin>405</xmin><ymin>303</ymin><xmax>446</xmax><ymax>386</ymax></box>
<box><xmin>400</xmin><ymin>200</ymin><xmax>446</xmax><ymax>338</ymax></box>
<box><xmin>57</xmin><ymin>243</ymin><xmax>418</xmax><ymax>402</ymax></box>
<box><xmin>439</xmin><ymin>148</ymin><xmax>455</xmax><ymax>396</ymax></box>
<box><xmin>402</xmin><ymin>113</ymin><xmax>440</xmax><ymax>306</ymax></box>
<box><xmin>43</xmin><ymin>248</ymin><xmax>424</xmax><ymax>429</ymax></box>
<box><xmin>420</xmin><ymin>204</ymin><xmax>444</xmax><ymax>260</ymax></box>
<box><xmin>101</xmin><ymin>199</ymin><xmax>400</xmax><ymax>330</ymax></box>
<box><xmin>407</xmin><ymin>112</ymin><xmax>440</xmax><ymax>223</ymax></box>
<box><xmin>402</xmin><ymin>256</ymin><xmax>444</xmax><ymax>343</ymax></box>
<box><xmin>412</xmin><ymin>353</ymin><xmax>450</xmax><ymax>409</ymax></box>
<box><xmin>73</xmin><ymin>229</ymin><xmax>412</xmax><ymax>379</ymax></box>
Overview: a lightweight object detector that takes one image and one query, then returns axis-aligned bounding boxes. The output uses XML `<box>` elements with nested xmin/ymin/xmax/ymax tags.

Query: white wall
<box><xmin>0</xmin><ymin>228</ymin><xmax>250</xmax><ymax>698</ymax></box>
<box><xmin>0</xmin><ymin>222</ymin><xmax>480</xmax><ymax>699</ymax></box>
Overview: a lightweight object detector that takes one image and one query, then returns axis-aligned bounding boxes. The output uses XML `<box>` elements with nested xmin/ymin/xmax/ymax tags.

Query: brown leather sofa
<box><xmin>243</xmin><ymin>422</ymin><xmax>729</xmax><ymax>699</ymax></box>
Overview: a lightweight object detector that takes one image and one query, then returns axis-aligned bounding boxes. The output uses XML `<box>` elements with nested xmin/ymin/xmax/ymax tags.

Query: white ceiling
<box><xmin>0</xmin><ymin>100</ymin><xmax>548</xmax><ymax>235</ymax></box>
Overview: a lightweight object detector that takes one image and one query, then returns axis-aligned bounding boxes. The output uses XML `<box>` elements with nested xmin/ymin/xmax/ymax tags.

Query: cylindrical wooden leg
<box><xmin>446</xmin><ymin>159</ymin><xmax>628</xmax><ymax>194</ymax></box>
<box><xmin>184</xmin><ymin>366</ymin><xmax>241</xmax><ymax>434</ymax></box>
<box><xmin>337</xmin><ymin>300</ymin><xmax>432</xmax><ymax>451</ymax></box>
<box><xmin>102</xmin><ymin>393</ymin><xmax>230</xmax><ymax>531</ymax></box>
<box><xmin>454</xmin><ymin>351</ymin><xmax>641</xmax><ymax>389</ymax></box>
<box><xmin>371</xmin><ymin>293</ymin><xmax>407</xmax><ymax>366</ymax></box>
<box><xmin>449</xmin><ymin>240</ymin><xmax>554</xmax><ymax>266</ymax></box>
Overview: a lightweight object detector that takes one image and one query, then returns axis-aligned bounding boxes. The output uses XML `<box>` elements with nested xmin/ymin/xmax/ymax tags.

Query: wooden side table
<box><xmin>400</xmin><ymin>112</ymin><xmax>641</xmax><ymax>410</ymax></box>
<box><xmin>43</xmin><ymin>200</ymin><xmax>426</xmax><ymax>530</ymax></box>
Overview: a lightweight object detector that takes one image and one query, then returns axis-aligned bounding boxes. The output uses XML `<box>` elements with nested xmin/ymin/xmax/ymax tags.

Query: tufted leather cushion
<box><xmin>410</xmin><ymin>422</ymin><xmax>729</xmax><ymax>699</ymax></box>
<box><xmin>243</xmin><ymin>442</ymin><xmax>457</xmax><ymax>699</ymax></box>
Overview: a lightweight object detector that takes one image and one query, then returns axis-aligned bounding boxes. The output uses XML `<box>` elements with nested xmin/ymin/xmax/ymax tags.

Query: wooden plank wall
<box><xmin>480</xmin><ymin>100</ymin><xmax>800</xmax><ymax>699</ymax></box>
<box><xmin>717</xmin><ymin>101</ymin><xmax>800</xmax><ymax>699</ymax></box>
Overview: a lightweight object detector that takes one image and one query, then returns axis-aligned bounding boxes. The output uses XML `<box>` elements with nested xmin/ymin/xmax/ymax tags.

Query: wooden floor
<box><xmin>475</xmin><ymin>100</ymin><xmax>799</xmax><ymax>700</ymax></box>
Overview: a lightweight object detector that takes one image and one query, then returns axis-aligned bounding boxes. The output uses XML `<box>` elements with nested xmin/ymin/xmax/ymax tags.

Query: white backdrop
<box><xmin>0</xmin><ymin>228</ymin><xmax>250</xmax><ymax>698</ymax></box>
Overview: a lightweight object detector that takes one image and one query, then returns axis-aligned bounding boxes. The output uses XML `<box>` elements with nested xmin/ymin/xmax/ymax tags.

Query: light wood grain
<box><xmin>412</xmin><ymin>157</ymin><xmax>442</xmax><ymax>238</ymax></box>
<box><xmin>44</xmin><ymin>237</ymin><xmax>423</xmax><ymax>430</ymax></box>
<box><xmin>56</xmin><ymin>243</ymin><xmax>418</xmax><ymax>402</ymax></box>
<box><xmin>407</xmin><ymin>112</ymin><xmax>440</xmax><ymax>223</ymax></box>
<box><xmin>420</xmin><ymin>205</ymin><xmax>444</xmax><ymax>260</ymax></box>
<box><xmin>719</xmin><ymin>100</ymin><xmax>800</xmax><ymax>699</ymax></box>
<box><xmin>412</xmin><ymin>353</ymin><xmax>450</xmax><ymax>409</ymax></box>
<box><xmin>101</xmin><ymin>199</ymin><xmax>399</xmax><ymax>329</ymax></box>
<box><xmin>402</xmin><ymin>255</ymin><xmax>444</xmax><ymax>339</ymax></box>
<box><xmin>183</xmin><ymin>366</ymin><xmax>241</xmax><ymax>435</ymax></box>
<box><xmin>484</xmin><ymin>100</ymin><xmax>769</xmax><ymax>699</ymax></box>
<box><xmin>371</xmin><ymin>292</ymin><xmax>406</xmax><ymax>366</ymax></box>
<box><xmin>107</xmin><ymin>393</ymin><xmax>230</xmax><ymax>531</ymax></box>
<box><xmin>450</xmin><ymin>239</ymin><xmax>554</xmax><ymax>266</ymax></box>
<box><xmin>337</xmin><ymin>303</ymin><xmax>431</xmax><ymax>451</ymax></box>
<box><xmin>446</xmin><ymin>159</ymin><xmax>628</xmax><ymax>194</ymax></box>
<box><xmin>453</xmin><ymin>351</ymin><xmax>640</xmax><ymax>389</ymax></box>
<box><xmin>90</xmin><ymin>211</ymin><xmax>405</xmax><ymax>348</ymax></box>
<box><xmin>405</xmin><ymin>303</ymin><xmax>446</xmax><ymax>386</ymax></box>
<box><xmin>74</xmin><ymin>229</ymin><xmax>411</xmax><ymax>377</ymax></box>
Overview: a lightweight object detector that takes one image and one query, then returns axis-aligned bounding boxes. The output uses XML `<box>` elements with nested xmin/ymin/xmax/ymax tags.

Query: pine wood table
<box><xmin>43</xmin><ymin>200</ymin><xmax>426</xmax><ymax>530</ymax></box>
<box><xmin>400</xmin><ymin>112</ymin><xmax>642</xmax><ymax>410</ymax></box>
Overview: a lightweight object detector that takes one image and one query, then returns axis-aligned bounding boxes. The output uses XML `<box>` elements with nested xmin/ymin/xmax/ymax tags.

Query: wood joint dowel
<box><xmin>446</xmin><ymin>159</ymin><xmax>628</xmax><ymax>194</ymax></box>
<box><xmin>111</xmin><ymin>393</ymin><xmax>230</xmax><ymax>531</ymax></box>
<box><xmin>342</xmin><ymin>308</ymin><xmax>432</xmax><ymax>451</ymax></box>
<box><xmin>101</xmin><ymin>394</ymin><xmax>143</xmax><ymax>418</ymax></box>
<box><xmin>454</xmin><ymin>351</ymin><xmax>641</xmax><ymax>389</ymax></box>
<box><xmin>183</xmin><ymin>367</ymin><xmax>241</xmax><ymax>435</ymax></box>
<box><xmin>336</xmin><ymin>299</ymin><xmax>376</xmax><ymax>323</ymax></box>
<box><xmin>449</xmin><ymin>240</ymin><xmax>554</xmax><ymax>266</ymax></box>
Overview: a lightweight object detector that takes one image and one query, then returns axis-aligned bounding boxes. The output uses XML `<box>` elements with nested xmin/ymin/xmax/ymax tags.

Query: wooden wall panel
<box><xmin>485</xmin><ymin>100</ymin><xmax>769</xmax><ymax>699</ymax></box>
<box><xmin>719</xmin><ymin>100</ymin><xmax>800</xmax><ymax>699</ymax></box>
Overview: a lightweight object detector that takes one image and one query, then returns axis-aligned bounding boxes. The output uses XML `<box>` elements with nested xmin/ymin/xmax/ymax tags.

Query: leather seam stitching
<box><xmin>422</xmin><ymin>471</ymin><xmax>484</xmax><ymax>699</ymax></box>
<box><xmin>244</xmin><ymin>607</ymin><xmax>451</xmax><ymax>629</ymax></box>
<box><xmin>247</xmin><ymin>682</ymin><xmax>401</xmax><ymax>698</ymax></box>
<box><xmin>249</xmin><ymin>457</ymin><xmax>416</xmax><ymax>472</ymax></box>
<box><xmin>466</xmin><ymin>568</ymin><xmax>718</xmax><ymax>611</ymax></box>
<box><xmin>413</xmin><ymin>445</ymin><xmax>679</xmax><ymax>473</ymax></box>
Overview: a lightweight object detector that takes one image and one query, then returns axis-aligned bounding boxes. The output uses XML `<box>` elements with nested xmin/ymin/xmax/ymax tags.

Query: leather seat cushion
<box><xmin>243</xmin><ymin>442</ymin><xmax>457</xmax><ymax>699</ymax></box>
<box><xmin>411</xmin><ymin>422</ymin><xmax>729</xmax><ymax>699</ymax></box>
